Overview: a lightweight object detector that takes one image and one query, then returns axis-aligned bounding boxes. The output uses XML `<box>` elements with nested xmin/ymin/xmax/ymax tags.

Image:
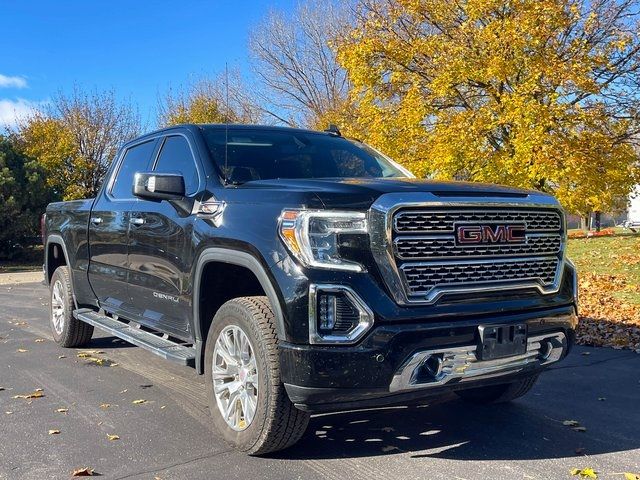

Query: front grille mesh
<box><xmin>394</xmin><ymin>210</ymin><xmax>561</xmax><ymax>233</ymax></box>
<box><xmin>401</xmin><ymin>258</ymin><xmax>559</xmax><ymax>295</ymax></box>
<box><xmin>395</xmin><ymin>234</ymin><xmax>562</xmax><ymax>260</ymax></box>
<box><xmin>390</xmin><ymin>207</ymin><xmax>564</xmax><ymax>302</ymax></box>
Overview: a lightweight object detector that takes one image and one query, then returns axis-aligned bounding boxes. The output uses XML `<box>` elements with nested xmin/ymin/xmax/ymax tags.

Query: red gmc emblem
<box><xmin>456</xmin><ymin>224</ymin><xmax>526</xmax><ymax>244</ymax></box>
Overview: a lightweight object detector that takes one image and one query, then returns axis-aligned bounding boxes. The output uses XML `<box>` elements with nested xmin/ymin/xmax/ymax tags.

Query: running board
<box><xmin>73</xmin><ymin>308</ymin><xmax>196</xmax><ymax>366</ymax></box>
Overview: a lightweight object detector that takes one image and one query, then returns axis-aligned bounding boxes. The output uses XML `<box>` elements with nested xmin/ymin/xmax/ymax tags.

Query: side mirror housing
<box><xmin>133</xmin><ymin>172</ymin><xmax>185</xmax><ymax>201</ymax></box>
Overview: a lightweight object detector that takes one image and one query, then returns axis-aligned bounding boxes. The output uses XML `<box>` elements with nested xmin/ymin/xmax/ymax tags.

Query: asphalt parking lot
<box><xmin>1</xmin><ymin>281</ymin><xmax>639</xmax><ymax>479</ymax></box>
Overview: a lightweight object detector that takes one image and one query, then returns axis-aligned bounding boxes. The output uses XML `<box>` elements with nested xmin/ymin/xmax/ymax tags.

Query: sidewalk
<box><xmin>0</xmin><ymin>270</ymin><xmax>43</xmax><ymax>285</ymax></box>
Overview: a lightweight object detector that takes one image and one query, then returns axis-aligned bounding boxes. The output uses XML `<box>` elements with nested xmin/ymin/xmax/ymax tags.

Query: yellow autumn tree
<box><xmin>337</xmin><ymin>0</ymin><xmax>640</xmax><ymax>216</ymax></box>
<box><xmin>17</xmin><ymin>88</ymin><xmax>140</xmax><ymax>200</ymax></box>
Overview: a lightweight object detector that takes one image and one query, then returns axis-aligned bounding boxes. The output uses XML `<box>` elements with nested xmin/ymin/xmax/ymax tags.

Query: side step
<box><xmin>73</xmin><ymin>308</ymin><xmax>196</xmax><ymax>366</ymax></box>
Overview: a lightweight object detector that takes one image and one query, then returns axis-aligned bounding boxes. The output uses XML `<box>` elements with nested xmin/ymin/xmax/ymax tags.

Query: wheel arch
<box><xmin>44</xmin><ymin>235</ymin><xmax>77</xmax><ymax>308</ymax></box>
<box><xmin>193</xmin><ymin>247</ymin><xmax>287</xmax><ymax>374</ymax></box>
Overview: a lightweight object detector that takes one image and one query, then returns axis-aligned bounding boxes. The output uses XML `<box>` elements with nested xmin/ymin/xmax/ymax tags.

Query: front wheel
<box><xmin>49</xmin><ymin>266</ymin><xmax>93</xmax><ymax>347</ymax></box>
<box><xmin>204</xmin><ymin>296</ymin><xmax>309</xmax><ymax>455</ymax></box>
<box><xmin>455</xmin><ymin>374</ymin><xmax>539</xmax><ymax>404</ymax></box>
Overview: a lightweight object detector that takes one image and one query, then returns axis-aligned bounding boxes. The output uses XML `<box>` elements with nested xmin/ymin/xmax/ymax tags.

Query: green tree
<box><xmin>0</xmin><ymin>136</ymin><xmax>54</xmax><ymax>259</ymax></box>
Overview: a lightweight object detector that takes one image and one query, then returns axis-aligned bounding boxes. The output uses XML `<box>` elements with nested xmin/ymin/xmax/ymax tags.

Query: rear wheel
<box><xmin>204</xmin><ymin>296</ymin><xmax>309</xmax><ymax>455</ymax></box>
<box><xmin>455</xmin><ymin>374</ymin><xmax>539</xmax><ymax>404</ymax></box>
<box><xmin>49</xmin><ymin>266</ymin><xmax>93</xmax><ymax>347</ymax></box>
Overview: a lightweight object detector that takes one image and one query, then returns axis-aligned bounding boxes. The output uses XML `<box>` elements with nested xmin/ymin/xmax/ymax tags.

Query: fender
<box><xmin>44</xmin><ymin>234</ymin><xmax>78</xmax><ymax>308</ymax></box>
<box><xmin>192</xmin><ymin>247</ymin><xmax>287</xmax><ymax>374</ymax></box>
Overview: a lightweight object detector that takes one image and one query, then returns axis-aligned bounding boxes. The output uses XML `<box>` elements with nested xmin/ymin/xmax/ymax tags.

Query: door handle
<box><xmin>129</xmin><ymin>217</ymin><xmax>145</xmax><ymax>226</ymax></box>
<box><xmin>90</xmin><ymin>217</ymin><xmax>103</xmax><ymax>225</ymax></box>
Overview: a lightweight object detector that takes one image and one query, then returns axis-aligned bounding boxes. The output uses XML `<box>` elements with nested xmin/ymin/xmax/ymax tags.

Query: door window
<box><xmin>154</xmin><ymin>136</ymin><xmax>199</xmax><ymax>195</ymax></box>
<box><xmin>111</xmin><ymin>140</ymin><xmax>156</xmax><ymax>199</ymax></box>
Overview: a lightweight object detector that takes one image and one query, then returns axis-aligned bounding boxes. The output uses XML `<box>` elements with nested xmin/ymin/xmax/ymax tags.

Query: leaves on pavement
<box><xmin>55</xmin><ymin>408</ymin><xmax>68</xmax><ymax>414</ymax></box>
<box><xmin>132</xmin><ymin>399</ymin><xmax>147</xmax><ymax>405</ymax></box>
<box><xmin>13</xmin><ymin>390</ymin><xmax>44</xmax><ymax>399</ymax></box>
<box><xmin>624</xmin><ymin>474</ymin><xmax>640</xmax><ymax>480</ymax></box>
<box><xmin>570</xmin><ymin>467</ymin><xmax>597</xmax><ymax>478</ymax></box>
<box><xmin>71</xmin><ymin>467</ymin><xmax>94</xmax><ymax>476</ymax></box>
<box><xmin>48</xmin><ymin>429</ymin><xmax>60</xmax><ymax>435</ymax></box>
<box><xmin>16</xmin><ymin>348</ymin><xmax>28</xmax><ymax>353</ymax></box>
<box><xmin>107</xmin><ymin>434</ymin><xmax>120</xmax><ymax>441</ymax></box>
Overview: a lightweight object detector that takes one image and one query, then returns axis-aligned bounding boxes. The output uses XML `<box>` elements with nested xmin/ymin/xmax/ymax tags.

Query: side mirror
<box><xmin>133</xmin><ymin>172</ymin><xmax>185</xmax><ymax>201</ymax></box>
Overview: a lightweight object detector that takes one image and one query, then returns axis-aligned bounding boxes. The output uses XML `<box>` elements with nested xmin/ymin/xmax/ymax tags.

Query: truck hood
<box><xmin>238</xmin><ymin>177</ymin><xmax>548</xmax><ymax>209</ymax></box>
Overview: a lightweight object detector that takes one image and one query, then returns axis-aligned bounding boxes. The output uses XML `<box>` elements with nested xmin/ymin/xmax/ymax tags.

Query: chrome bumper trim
<box><xmin>389</xmin><ymin>331</ymin><xmax>566</xmax><ymax>393</ymax></box>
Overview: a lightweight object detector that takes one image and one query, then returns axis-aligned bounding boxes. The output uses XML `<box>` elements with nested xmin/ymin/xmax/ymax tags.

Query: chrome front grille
<box><xmin>401</xmin><ymin>257</ymin><xmax>559</xmax><ymax>296</ymax></box>
<box><xmin>395</xmin><ymin>234</ymin><xmax>562</xmax><ymax>260</ymax></box>
<box><xmin>368</xmin><ymin>194</ymin><xmax>566</xmax><ymax>305</ymax></box>
<box><xmin>394</xmin><ymin>210</ymin><xmax>561</xmax><ymax>233</ymax></box>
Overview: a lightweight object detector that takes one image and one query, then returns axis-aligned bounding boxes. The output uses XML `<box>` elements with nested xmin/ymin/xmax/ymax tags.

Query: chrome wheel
<box><xmin>51</xmin><ymin>280</ymin><xmax>65</xmax><ymax>335</ymax></box>
<box><xmin>212</xmin><ymin>325</ymin><xmax>259</xmax><ymax>431</ymax></box>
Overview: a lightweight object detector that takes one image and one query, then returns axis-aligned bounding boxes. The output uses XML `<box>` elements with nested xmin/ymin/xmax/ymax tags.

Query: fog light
<box><xmin>319</xmin><ymin>294</ymin><xmax>337</xmax><ymax>331</ymax></box>
<box><xmin>309</xmin><ymin>284</ymin><xmax>374</xmax><ymax>345</ymax></box>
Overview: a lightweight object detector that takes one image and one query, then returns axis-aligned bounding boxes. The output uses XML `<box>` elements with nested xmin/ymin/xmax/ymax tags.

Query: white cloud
<box><xmin>0</xmin><ymin>98</ymin><xmax>42</xmax><ymax>129</ymax></box>
<box><xmin>0</xmin><ymin>74</ymin><xmax>27</xmax><ymax>89</ymax></box>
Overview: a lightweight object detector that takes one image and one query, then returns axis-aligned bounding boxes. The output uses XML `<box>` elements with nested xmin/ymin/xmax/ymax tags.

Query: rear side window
<box><xmin>111</xmin><ymin>140</ymin><xmax>156</xmax><ymax>199</ymax></box>
<box><xmin>154</xmin><ymin>136</ymin><xmax>199</xmax><ymax>195</ymax></box>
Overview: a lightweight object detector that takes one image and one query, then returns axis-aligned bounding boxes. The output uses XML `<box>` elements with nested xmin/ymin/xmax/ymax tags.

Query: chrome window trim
<box><xmin>368</xmin><ymin>192</ymin><xmax>568</xmax><ymax>306</ymax></box>
<box><xmin>308</xmin><ymin>284</ymin><xmax>374</xmax><ymax>345</ymax></box>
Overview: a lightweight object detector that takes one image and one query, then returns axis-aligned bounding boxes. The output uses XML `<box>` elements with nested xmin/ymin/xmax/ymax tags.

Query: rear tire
<box><xmin>49</xmin><ymin>266</ymin><xmax>94</xmax><ymax>347</ymax></box>
<box><xmin>204</xmin><ymin>296</ymin><xmax>309</xmax><ymax>455</ymax></box>
<box><xmin>455</xmin><ymin>374</ymin><xmax>539</xmax><ymax>404</ymax></box>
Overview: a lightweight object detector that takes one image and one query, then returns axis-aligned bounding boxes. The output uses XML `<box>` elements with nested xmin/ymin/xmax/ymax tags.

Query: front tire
<box><xmin>455</xmin><ymin>374</ymin><xmax>539</xmax><ymax>404</ymax></box>
<box><xmin>204</xmin><ymin>296</ymin><xmax>309</xmax><ymax>455</ymax></box>
<box><xmin>49</xmin><ymin>266</ymin><xmax>93</xmax><ymax>347</ymax></box>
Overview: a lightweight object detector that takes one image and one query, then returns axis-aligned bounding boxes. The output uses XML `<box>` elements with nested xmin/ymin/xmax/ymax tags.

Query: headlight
<box><xmin>279</xmin><ymin>209</ymin><xmax>368</xmax><ymax>272</ymax></box>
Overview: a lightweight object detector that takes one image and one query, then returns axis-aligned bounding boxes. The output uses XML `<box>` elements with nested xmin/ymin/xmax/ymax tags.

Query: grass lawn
<box><xmin>0</xmin><ymin>245</ymin><xmax>43</xmax><ymax>273</ymax></box>
<box><xmin>567</xmin><ymin>231</ymin><xmax>640</xmax><ymax>307</ymax></box>
<box><xmin>566</xmin><ymin>230</ymin><xmax>640</xmax><ymax>351</ymax></box>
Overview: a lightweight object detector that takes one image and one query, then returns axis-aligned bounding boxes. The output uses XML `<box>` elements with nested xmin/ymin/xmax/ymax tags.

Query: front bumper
<box><xmin>280</xmin><ymin>304</ymin><xmax>577</xmax><ymax>412</ymax></box>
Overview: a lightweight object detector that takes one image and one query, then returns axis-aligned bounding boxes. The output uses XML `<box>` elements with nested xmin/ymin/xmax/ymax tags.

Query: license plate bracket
<box><xmin>478</xmin><ymin>324</ymin><xmax>528</xmax><ymax>361</ymax></box>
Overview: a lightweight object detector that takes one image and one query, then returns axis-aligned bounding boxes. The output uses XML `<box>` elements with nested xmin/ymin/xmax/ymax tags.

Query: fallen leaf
<box><xmin>107</xmin><ymin>434</ymin><xmax>120</xmax><ymax>441</ymax></box>
<box><xmin>119</xmin><ymin>389</ymin><xmax>128</xmax><ymax>394</ymax></box>
<box><xmin>132</xmin><ymin>399</ymin><xmax>147</xmax><ymax>405</ymax></box>
<box><xmin>14</xmin><ymin>321</ymin><xmax>27</xmax><ymax>326</ymax></box>
<box><xmin>570</xmin><ymin>467</ymin><xmax>597</xmax><ymax>478</ymax></box>
<box><xmin>76</xmin><ymin>353</ymin><xmax>92</xmax><ymax>358</ymax></box>
<box><xmin>13</xmin><ymin>391</ymin><xmax>44</xmax><ymax>399</ymax></box>
<box><xmin>35</xmin><ymin>339</ymin><xmax>45</xmax><ymax>343</ymax></box>
<box><xmin>563</xmin><ymin>420</ymin><xmax>581</xmax><ymax>426</ymax></box>
<box><xmin>99</xmin><ymin>403</ymin><xmax>111</xmax><ymax>409</ymax></box>
<box><xmin>160</xmin><ymin>405</ymin><xmax>166</xmax><ymax>410</ymax></box>
<box><xmin>34</xmin><ymin>388</ymin><xmax>43</xmax><ymax>392</ymax></box>
<box><xmin>58</xmin><ymin>355</ymin><xmax>66</xmax><ymax>359</ymax></box>
<box><xmin>55</xmin><ymin>408</ymin><xmax>68</xmax><ymax>414</ymax></box>
<box><xmin>598</xmin><ymin>397</ymin><xmax>606</xmax><ymax>401</ymax></box>
<box><xmin>140</xmin><ymin>384</ymin><xmax>153</xmax><ymax>389</ymax></box>
<box><xmin>573</xmin><ymin>426</ymin><xmax>587</xmax><ymax>432</ymax></box>
<box><xmin>48</xmin><ymin>429</ymin><xmax>60</xmax><ymax>435</ymax></box>
<box><xmin>5</xmin><ymin>411</ymin><xmax>13</xmax><ymax>415</ymax></box>
<box><xmin>16</xmin><ymin>348</ymin><xmax>28</xmax><ymax>353</ymax></box>
<box><xmin>624</xmin><ymin>474</ymin><xmax>640</xmax><ymax>480</ymax></box>
<box><xmin>581</xmin><ymin>351</ymin><xmax>591</xmax><ymax>356</ymax></box>
<box><xmin>110</xmin><ymin>363</ymin><xmax>119</xmax><ymax>367</ymax></box>
<box><xmin>71</xmin><ymin>467</ymin><xmax>94</xmax><ymax>476</ymax></box>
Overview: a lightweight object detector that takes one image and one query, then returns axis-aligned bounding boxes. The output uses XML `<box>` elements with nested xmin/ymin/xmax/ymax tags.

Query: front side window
<box><xmin>200</xmin><ymin>127</ymin><xmax>411</xmax><ymax>184</ymax></box>
<box><xmin>111</xmin><ymin>140</ymin><xmax>156</xmax><ymax>199</ymax></box>
<box><xmin>154</xmin><ymin>136</ymin><xmax>199</xmax><ymax>195</ymax></box>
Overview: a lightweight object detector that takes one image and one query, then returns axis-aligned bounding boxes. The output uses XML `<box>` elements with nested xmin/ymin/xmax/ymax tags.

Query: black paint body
<box><xmin>44</xmin><ymin>124</ymin><xmax>578</xmax><ymax>412</ymax></box>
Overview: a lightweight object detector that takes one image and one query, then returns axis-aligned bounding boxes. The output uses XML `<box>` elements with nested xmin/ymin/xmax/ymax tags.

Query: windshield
<box><xmin>200</xmin><ymin>127</ymin><xmax>412</xmax><ymax>184</ymax></box>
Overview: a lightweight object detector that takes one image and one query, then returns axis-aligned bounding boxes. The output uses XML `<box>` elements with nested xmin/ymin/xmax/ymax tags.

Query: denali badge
<box><xmin>456</xmin><ymin>224</ymin><xmax>526</xmax><ymax>244</ymax></box>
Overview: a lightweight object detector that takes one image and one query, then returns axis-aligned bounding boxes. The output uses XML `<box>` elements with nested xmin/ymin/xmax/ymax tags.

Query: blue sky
<box><xmin>0</xmin><ymin>0</ymin><xmax>296</xmax><ymax>129</ymax></box>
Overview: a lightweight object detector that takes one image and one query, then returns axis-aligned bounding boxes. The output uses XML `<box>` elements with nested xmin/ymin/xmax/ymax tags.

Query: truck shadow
<box><xmin>276</xmin><ymin>357</ymin><xmax>640</xmax><ymax>461</ymax></box>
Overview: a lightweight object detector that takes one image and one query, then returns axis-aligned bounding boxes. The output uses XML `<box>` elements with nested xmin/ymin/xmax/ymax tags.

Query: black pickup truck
<box><xmin>43</xmin><ymin>124</ymin><xmax>578</xmax><ymax>454</ymax></box>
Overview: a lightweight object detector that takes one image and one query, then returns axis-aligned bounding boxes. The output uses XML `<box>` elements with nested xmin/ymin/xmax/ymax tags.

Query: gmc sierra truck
<box><xmin>43</xmin><ymin>124</ymin><xmax>578</xmax><ymax>454</ymax></box>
